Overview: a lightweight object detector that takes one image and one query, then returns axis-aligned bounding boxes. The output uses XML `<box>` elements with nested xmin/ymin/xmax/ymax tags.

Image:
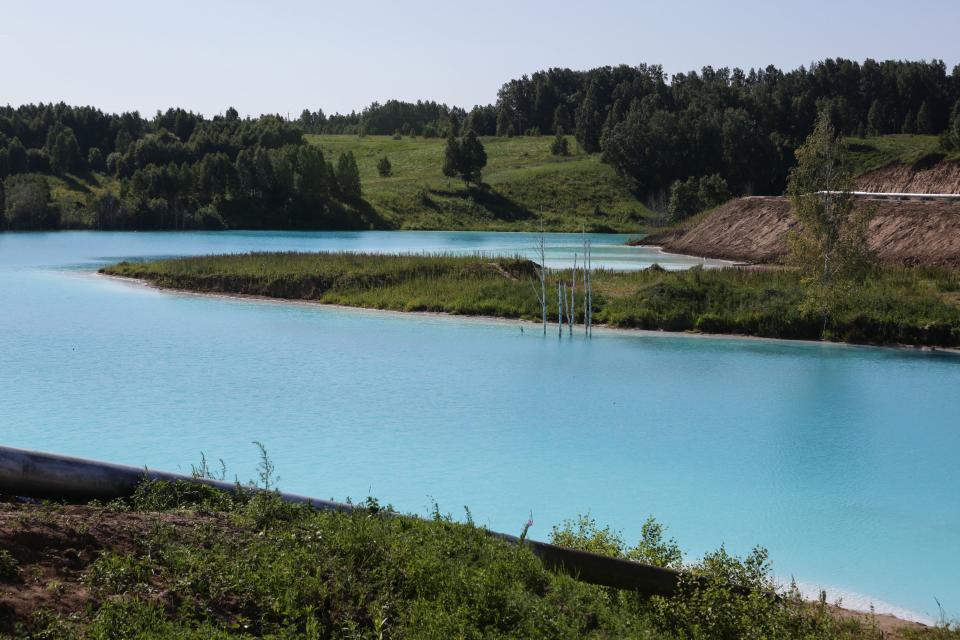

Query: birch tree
<box><xmin>787</xmin><ymin>112</ymin><xmax>874</xmax><ymax>330</ymax></box>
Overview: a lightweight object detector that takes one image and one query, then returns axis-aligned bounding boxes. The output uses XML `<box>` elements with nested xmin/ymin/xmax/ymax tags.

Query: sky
<box><xmin>2</xmin><ymin>0</ymin><xmax>959</xmax><ymax>118</ymax></box>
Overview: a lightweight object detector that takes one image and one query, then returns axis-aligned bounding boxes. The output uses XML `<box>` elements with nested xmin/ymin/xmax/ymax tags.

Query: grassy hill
<box><xmin>844</xmin><ymin>134</ymin><xmax>960</xmax><ymax>175</ymax></box>
<box><xmin>38</xmin><ymin>134</ymin><xmax>959</xmax><ymax>233</ymax></box>
<box><xmin>307</xmin><ymin>134</ymin><xmax>651</xmax><ymax>232</ymax></box>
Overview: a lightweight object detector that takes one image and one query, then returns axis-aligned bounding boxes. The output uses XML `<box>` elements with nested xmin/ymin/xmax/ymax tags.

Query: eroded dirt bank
<box><xmin>856</xmin><ymin>159</ymin><xmax>960</xmax><ymax>193</ymax></box>
<box><xmin>641</xmin><ymin>196</ymin><xmax>960</xmax><ymax>266</ymax></box>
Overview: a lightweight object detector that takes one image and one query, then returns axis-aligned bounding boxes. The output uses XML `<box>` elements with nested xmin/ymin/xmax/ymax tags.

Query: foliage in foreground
<box><xmin>102</xmin><ymin>252</ymin><xmax>960</xmax><ymax>347</ymax></box>
<box><xmin>2</xmin><ymin>479</ymin><xmax>924</xmax><ymax>639</ymax></box>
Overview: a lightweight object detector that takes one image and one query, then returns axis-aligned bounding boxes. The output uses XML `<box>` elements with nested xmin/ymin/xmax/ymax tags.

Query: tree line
<box><xmin>497</xmin><ymin>59</ymin><xmax>960</xmax><ymax>198</ymax></box>
<box><xmin>0</xmin><ymin>104</ymin><xmax>364</xmax><ymax>230</ymax></box>
<box><xmin>304</xmin><ymin>58</ymin><xmax>960</xmax><ymax>202</ymax></box>
<box><xmin>4</xmin><ymin>58</ymin><xmax>960</xmax><ymax>231</ymax></box>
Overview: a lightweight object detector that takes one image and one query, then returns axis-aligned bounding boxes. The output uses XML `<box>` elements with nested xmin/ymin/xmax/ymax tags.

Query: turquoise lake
<box><xmin>1</xmin><ymin>230</ymin><xmax>957</xmax><ymax>622</ymax></box>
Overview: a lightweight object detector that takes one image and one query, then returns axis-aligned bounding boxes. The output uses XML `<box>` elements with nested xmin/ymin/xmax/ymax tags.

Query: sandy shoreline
<box><xmin>97</xmin><ymin>271</ymin><xmax>960</xmax><ymax>356</ymax></box>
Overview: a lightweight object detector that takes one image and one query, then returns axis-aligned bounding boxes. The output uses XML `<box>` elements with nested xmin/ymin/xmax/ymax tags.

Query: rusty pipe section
<box><xmin>0</xmin><ymin>445</ymin><xmax>680</xmax><ymax>596</ymax></box>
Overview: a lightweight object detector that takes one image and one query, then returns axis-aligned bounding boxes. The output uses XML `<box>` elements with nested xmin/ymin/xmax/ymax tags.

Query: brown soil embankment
<box><xmin>856</xmin><ymin>159</ymin><xmax>960</xmax><ymax>193</ymax></box>
<box><xmin>641</xmin><ymin>196</ymin><xmax>960</xmax><ymax>266</ymax></box>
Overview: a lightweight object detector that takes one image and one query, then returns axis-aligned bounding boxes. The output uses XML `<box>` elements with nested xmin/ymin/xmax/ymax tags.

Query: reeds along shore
<box><xmin>101</xmin><ymin>252</ymin><xmax>960</xmax><ymax>347</ymax></box>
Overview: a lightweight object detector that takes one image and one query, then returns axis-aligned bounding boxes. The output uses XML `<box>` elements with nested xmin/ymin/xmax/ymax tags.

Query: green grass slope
<box><xmin>308</xmin><ymin>134</ymin><xmax>650</xmax><ymax>232</ymax></box>
<box><xmin>844</xmin><ymin>134</ymin><xmax>960</xmax><ymax>175</ymax></box>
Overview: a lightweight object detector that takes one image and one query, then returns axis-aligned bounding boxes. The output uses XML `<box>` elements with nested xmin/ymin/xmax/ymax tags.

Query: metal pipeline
<box><xmin>0</xmin><ymin>445</ymin><xmax>680</xmax><ymax>596</ymax></box>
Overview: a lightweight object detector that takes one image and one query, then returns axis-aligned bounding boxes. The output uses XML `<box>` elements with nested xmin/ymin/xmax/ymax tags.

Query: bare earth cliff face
<box><xmin>642</xmin><ymin>162</ymin><xmax>960</xmax><ymax>266</ymax></box>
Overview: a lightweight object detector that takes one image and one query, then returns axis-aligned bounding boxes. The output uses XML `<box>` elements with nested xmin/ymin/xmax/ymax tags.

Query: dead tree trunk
<box><xmin>557</xmin><ymin>280</ymin><xmax>563</xmax><ymax>338</ymax></box>
<box><xmin>570</xmin><ymin>254</ymin><xmax>577</xmax><ymax>335</ymax></box>
<box><xmin>533</xmin><ymin>212</ymin><xmax>548</xmax><ymax>335</ymax></box>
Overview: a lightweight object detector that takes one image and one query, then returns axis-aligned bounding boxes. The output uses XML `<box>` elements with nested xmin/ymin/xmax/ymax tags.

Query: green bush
<box><xmin>0</xmin><ymin>548</ymin><xmax>21</xmax><ymax>583</ymax></box>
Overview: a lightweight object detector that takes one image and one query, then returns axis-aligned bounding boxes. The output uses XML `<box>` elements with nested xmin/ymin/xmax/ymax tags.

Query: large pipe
<box><xmin>0</xmin><ymin>445</ymin><xmax>680</xmax><ymax>596</ymax></box>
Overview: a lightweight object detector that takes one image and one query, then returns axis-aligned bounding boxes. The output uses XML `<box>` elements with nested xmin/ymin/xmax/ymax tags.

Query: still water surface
<box><xmin>1</xmin><ymin>231</ymin><xmax>957</xmax><ymax>622</ymax></box>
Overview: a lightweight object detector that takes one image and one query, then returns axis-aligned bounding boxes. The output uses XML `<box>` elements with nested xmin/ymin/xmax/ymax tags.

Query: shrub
<box><xmin>0</xmin><ymin>548</ymin><xmax>21</xmax><ymax>582</ymax></box>
<box><xmin>550</xmin><ymin>131</ymin><xmax>570</xmax><ymax>156</ymax></box>
<box><xmin>86</xmin><ymin>553</ymin><xmax>152</xmax><ymax>595</ymax></box>
<box><xmin>376</xmin><ymin>156</ymin><xmax>392</xmax><ymax>177</ymax></box>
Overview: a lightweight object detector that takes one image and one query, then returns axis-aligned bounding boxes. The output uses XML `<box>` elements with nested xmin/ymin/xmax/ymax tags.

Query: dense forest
<box><xmin>300</xmin><ymin>59</ymin><xmax>960</xmax><ymax>197</ymax></box>
<box><xmin>3</xmin><ymin>58</ymin><xmax>960</xmax><ymax>231</ymax></box>
<box><xmin>0</xmin><ymin>106</ymin><xmax>365</xmax><ymax>230</ymax></box>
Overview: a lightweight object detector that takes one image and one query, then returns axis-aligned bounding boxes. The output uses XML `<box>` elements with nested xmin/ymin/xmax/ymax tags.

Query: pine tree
<box><xmin>916</xmin><ymin>101</ymin><xmax>934</xmax><ymax>134</ymax></box>
<box><xmin>376</xmin><ymin>156</ymin><xmax>392</xmax><ymax>177</ymax></box>
<box><xmin>441</xmin><ymin>130</ymin><xmax>486</xmax><ymax>185</ymax></box>
<box><xmin>550</xmin><ymin>128</ymin><xmax>570</xmax><ymax>156</ymax></box>
<box><xmin>901</xmin><ymin>110</ymin><xmax>917</xmax><ymax>134</ymax></box>
<box><xmin>335</xmin><ymin>151</ymin><xmax>361</xmax><ymax>200</ymax></box>
<box><xmin>442</xmin><ymin>135</ymin><xmax>461</xmax><ymax>179</ymax></box>
<box><xmin>458</xmin><ymin>130</ymin><xmax>487</xmax><ymax>185</ymax></box>
<box><xmin>866</xmin><ymin>100</ymin><xmax>884</xmax><ymax>136</ymax></box>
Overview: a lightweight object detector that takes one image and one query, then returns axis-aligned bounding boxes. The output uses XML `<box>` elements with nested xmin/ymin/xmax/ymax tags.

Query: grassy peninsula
<box><xmin>1</xmin><ymin>478</ymin><xmax>951</xmax><ymax>639</ymax></box>
<box><xmin>101</xmin><ymin>252</ymin><xmax>960</xmax><ymax>347</ymax></box>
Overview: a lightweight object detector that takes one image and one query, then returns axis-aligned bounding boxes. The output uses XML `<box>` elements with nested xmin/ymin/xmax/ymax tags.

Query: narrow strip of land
<box><xmin>101</xmin><ymin>252</ymin><xmax>960</xmax><ymax>347</ymax></box>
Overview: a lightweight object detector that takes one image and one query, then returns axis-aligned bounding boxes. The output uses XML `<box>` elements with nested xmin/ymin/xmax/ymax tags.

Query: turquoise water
<box><xmin>1</xmin><ymin>231</ymin><xmax>958</xmax><ymax>622</ymax></box>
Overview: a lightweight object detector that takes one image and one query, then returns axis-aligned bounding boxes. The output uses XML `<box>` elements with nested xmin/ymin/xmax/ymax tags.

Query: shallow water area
<box><xmin>1</xmin><ymin>230</ymin><xmax>957</xmax><ymax>623</ymax></box>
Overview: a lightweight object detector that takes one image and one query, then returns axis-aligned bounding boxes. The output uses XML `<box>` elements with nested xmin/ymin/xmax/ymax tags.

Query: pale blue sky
<box><xmin>2</xmin><ymin>0</ymin><xmax>958</xmax><ymax>117</ymax></box>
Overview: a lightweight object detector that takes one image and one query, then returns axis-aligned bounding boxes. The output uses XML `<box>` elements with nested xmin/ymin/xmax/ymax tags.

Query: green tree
<box><xmin>941</xmin><ymin>101</ymin><xmax>960</xmax><ymax>150</ymax></box>
<box><xmin>460</xmin><ymin>130</ymin><xmax>487</xmax><ymax>184</ymax></box>
<box><xmin>198</xmin><ymin>152</ymin><xmax>236</xmax><ymax>201</ymax></box>
<box><xmin>697</xmin><ymin>174</ymin><xmax>731</xmax><ymax>210</ymax></box>
<box><xmin>901</xmin><ymin>109</ymin><xmax>917</xmax><ymax>134</ymax></box>
<box><xmin>49</xmin><ymin>128</ymin><xmax>81</xmax><ymax>176</ymax></box>
<box><xmin>787</xmin><ymin>113</ymin><xmax>874</xmax><ymax>329</ymax></box>
<box><xmin>87</xmin><ymin>147</ymin><xmax>104</xmax><ymax>171</ymax></box>
<box><xmin>294</xmin><ymin>145</ymin><xmax>330</xmax><ymax>207</ymax></box>
<box><xmin>667</xmin><ymin>177</ymin><xmax>701</xmax><ymax>222</ymax></box>
<box><xmin>916</xmin><ymin>101</ymin><xmax>934</xmax><ymax>134</ymax></box>
<box><xmin>442</xmin><ymin>135</ymin><xmax>461</xmax><ymax>179</ymax></box>
<box><xmin>550</xmin><ymin>129</ymin><xmax>570</xmax><ymax>156</ymax></box>
<box><xmin>3</xmin><ymin>174</ymin><xmax>57</xmax><ymax>229</ymax></box>
<box><xmin>552</xmin><ymin>104</ymin><xmax>572</xmax><ymax>134</ymax></box>
<box><xmin>866</xmin><ymin>99</ymin><xmax>885</xmax><ymax>136</ymax></box>
<box><xmin>7</xmin><ymin>137</ymin><xmax>28</xmax><ymax>175</ymax></box>
<box><xmin>335</xmin><ymin>151</ymin><xmax>361</xmax><ymax>200</ymax></box>
<box><xmin>376</xmin><ymin>156</ymin><xmax>392</xmax><ymax>177</ymax></box>
<box><xmin>441</xmin><ymin>130</ymin><xmax>486</xmax><ymax>185</ymax></box>
<box><xmin>575</xmin><ymin>80</ymin><xmax>603</xmax><ymax>153</ymax></box>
